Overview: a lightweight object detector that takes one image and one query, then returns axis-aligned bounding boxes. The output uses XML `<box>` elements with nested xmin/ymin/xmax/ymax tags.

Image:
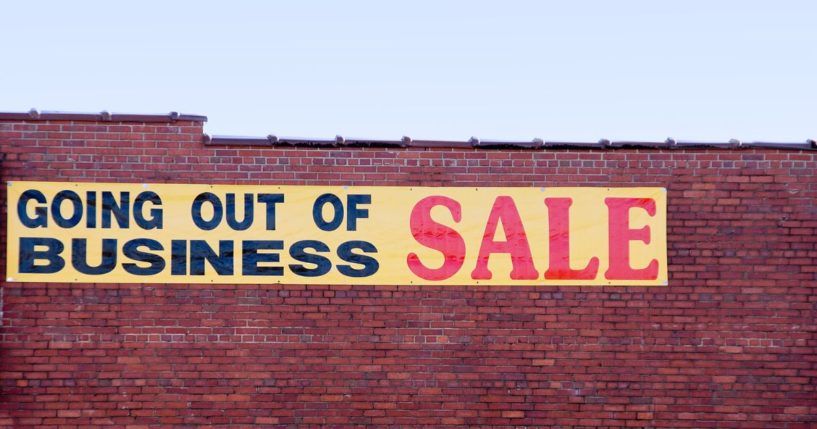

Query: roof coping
<box><xmin>204</xmin><ymin>134</ymin><xmax>817</xmax><ymax>151</ymax></box>
<box><xmin>0</xmin><ymin>109</ymin><xmax>207</xmax><ymax>123</ymax></box>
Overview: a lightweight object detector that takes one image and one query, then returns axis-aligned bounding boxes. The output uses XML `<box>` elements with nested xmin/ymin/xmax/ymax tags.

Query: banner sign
<box><xmin>6</xmin><ymin>182</ymin><xmax>667</xmax><ymax>286</ymax></box>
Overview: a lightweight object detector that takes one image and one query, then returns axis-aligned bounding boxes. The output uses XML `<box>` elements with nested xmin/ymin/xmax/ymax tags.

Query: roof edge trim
<box><xmin>205</xmin><ymin>135</ymin><xmax>817</xmax><ymax>151</ymax></box>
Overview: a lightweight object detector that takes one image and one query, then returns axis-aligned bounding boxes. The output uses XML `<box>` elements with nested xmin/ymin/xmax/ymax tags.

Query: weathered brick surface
<box><xmin>0</xmin><ymin>118</ymin><xmax>815</xmax><ymax>428</ymax></box>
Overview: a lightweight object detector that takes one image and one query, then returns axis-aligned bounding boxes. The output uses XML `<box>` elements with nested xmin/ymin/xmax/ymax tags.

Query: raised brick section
<box><xmin>1</xmin><ymin>117</ymin><xmax>815</xmax><ymax>428</ymax></box>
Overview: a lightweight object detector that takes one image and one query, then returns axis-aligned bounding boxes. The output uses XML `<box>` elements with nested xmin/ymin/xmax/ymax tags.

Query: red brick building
<box><xmin>1</xmin><ymin>110</ymin><xmax>815</xmax><ymax>427</ymax></box>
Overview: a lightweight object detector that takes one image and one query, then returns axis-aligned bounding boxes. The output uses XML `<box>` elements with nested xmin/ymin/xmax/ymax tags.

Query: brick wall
<box><xmin>1</xmin><ymin>117</ymin><xmax>815</xmax><ymax>428</ymax></box>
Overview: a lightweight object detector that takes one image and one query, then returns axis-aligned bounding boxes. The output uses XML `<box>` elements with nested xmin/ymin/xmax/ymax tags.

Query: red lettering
<box><xmin>471</xmin><ymin>196</ymin><xmax>538</xmax><ymax>280</ymax></box>
<box><xmin>605</xmin><ymin>197</ymin><xmax>658</xmax><ymax>280</ymax></box>
<box><xmin>544</xmin><ymin>198</ymin><xmax>599</xmax><ymax>280</ymax></box>
<box><xmin>406</xmin><ymin>196</ymin><xmax>466</xmax><ymax>280</ymax></box>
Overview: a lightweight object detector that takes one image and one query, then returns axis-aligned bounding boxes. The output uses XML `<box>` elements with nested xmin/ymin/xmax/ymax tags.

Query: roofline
<box><xmin>0</xmin><ymin>110</ymin><xmax>813</xmax><ymax>151</ymax></box>
<box><xmin>204</xmin><ymin>135</ymin><xmax>817</xmax><ymax>151</ymax></box>
<box><xmin>0</xmin><ymin>109</ymin><xmax>207</xmax><ymax>123</ymax></box>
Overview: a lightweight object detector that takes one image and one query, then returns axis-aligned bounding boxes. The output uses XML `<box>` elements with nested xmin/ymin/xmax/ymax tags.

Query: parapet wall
<box><xmin>1</xmin><ymin>114</ymin><xmax>815</xmax><ymax>428</ymax></box>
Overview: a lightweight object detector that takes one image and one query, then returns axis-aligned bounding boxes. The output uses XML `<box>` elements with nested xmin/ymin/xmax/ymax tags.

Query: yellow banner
<box><xmin>6</xmin><ymin>181</ymin><xmax>667</xmax><ymax>286</ymax></box>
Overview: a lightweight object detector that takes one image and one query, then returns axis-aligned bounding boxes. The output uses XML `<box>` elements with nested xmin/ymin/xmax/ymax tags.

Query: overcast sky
<box><xmin>2</xmin><ymin>1</ymin><xmax>815</xmax><ymax>142</ymax></box>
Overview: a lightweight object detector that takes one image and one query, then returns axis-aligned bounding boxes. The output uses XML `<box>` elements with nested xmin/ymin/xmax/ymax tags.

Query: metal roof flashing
<box><xmin>204</xmin><ymin>135</ymin><xmax>817</xmax><ymax>151</ymax></box>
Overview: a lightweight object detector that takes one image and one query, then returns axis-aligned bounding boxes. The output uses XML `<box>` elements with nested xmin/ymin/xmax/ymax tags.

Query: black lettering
<box><xmin>226</xmin><ymin>193</ymin><xmax>254</xmax><ymax>231</ymax></box>
<box><xmin>257</xmin><ymin>193</ymin><xmax>285</xmax><ymax>230</ymax></box>
<box><xmin>86</xmin><ymin>191</ymin><xmax>97</xmax><ymax>228</ymax></box>
<box><xmin>134</xmin><ymin>191</ymin><xmax>163</xmax><ymax>230</ymax></box>
<box><xmin>190</xmin><ymin>240</ymin><xmax>233</xmax><ymax>275</ymax></box>
<box><xmin>17</xmin><ymin>190</ymin><xmax>48</xmax><ymax>228</ymax></box>
<box><xmin>347</xmin><ymin>194</ymin><xmax>371</xmax><ymax>231</ymax></box>
<box><xmin>289</xmin><ymin>240</ymin><xmax>331</xmax><ymax>277</ymax></box>
<box><xmin>313</xmin><ymin>193</ymin><xmax>344</xmax><ymax>231</ymax></box>
<box><xmin>191</xmin><ymin>192</ymin><xmax>222</xmax><ymax>230</ymax></box>
<box><xmin>242</xmin><ymin>240</ymin><xmax>283</xmax><ymax>276</ymax></box>
<box><xmin>123</xmin><ymin>239</ymin><xmax>165</xmax><ymax>275</ymax></box>
<box><xmin>337</xmin><ymin>240</ymin><xmax>379</xmax><ymax>277</ymax></box>
<box><xmin>101</xmin><ymin>191</ymin><xmax>129</xmax><ymax>228</ymax></box>
<box><xmin>170</xmin><ymin>240</ymin><xmax>187</xmax><ymax>275</ymax></box>
<box><xmin>71</xmin><ymin>238</ymin><xmax>117</xmax><ymax>275</ymax></box>
<box><xmin>52</xmin><ymin>190</ymin><xmax>82</xmax><ymax>228</ymax></box>
<box><xmin>19</xmin><ymin>237</ymin><xmax>65</xmax><ymax>274</ymax></box>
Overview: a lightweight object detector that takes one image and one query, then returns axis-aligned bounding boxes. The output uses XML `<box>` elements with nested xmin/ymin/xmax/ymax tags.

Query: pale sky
<box><xmin>2</xmin><ymin>1</ymin><xmax>815</xmax><ymax>142</ymax></box>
